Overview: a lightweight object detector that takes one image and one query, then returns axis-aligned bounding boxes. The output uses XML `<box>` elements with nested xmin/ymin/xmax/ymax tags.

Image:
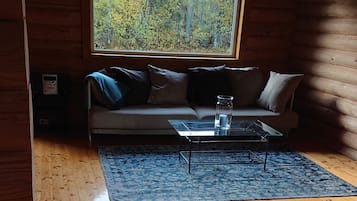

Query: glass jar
<box><xmin>214</xmin><ymin>95</ymin><xmax>234</xmax><ymax>130</ymax></box>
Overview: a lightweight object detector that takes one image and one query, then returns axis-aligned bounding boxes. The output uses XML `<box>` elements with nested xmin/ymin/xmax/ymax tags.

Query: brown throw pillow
<box><xmin>257</xmin><ymin>71</ymin><xmax>304</xmax><ymax>113</ymax></box>
<box><xmin>226</xmin><ymin>67</ymin><xmax>264</xmax><ymax>106</ymax></box>
<box><xmin>147</xmin><ymin>64</ymin><xmax>189</xmax><ymax>105</ymax></box>
<box><xmin>105</xmin><ymin>66</ymin><xmax>151</xmax><ymax>105</ymax></box>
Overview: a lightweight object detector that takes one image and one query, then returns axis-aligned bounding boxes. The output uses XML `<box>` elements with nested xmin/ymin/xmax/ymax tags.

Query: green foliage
<box><xmin>93</xmin><ymin>0</ymin><xmax>237</xmax><ymax>55</ymax></box>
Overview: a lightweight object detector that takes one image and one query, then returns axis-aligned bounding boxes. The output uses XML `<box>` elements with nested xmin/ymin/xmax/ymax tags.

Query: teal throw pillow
<box><xmin>86</xmin><ymin>72</ymin><xmax>128</xmax><ymax>109</ymax></box>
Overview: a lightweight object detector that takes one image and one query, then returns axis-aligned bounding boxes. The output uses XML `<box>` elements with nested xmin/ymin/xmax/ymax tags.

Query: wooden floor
<box><xmin>34</xmin><ymin>133</ymin><xmax>357</xmax><ymax>201</ymax></box>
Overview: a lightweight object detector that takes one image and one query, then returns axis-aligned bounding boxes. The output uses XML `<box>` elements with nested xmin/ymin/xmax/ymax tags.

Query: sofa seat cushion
<box><xmin>90</xmin><ymin>105</ymin><xmax>197</xmax><ymax>130</ymax></box>
<box><xmin>193</xmin><ymin>106</ymin><xmax>298</xmax><ymax>133</ymax></box>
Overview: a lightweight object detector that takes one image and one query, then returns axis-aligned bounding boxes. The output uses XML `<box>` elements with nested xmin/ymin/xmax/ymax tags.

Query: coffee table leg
<box><xmin>178</xmin><ymin>144</ymin><xmax>181</xmax><ymax>161</ymax></box>
<box><xmin>188</xmin><ymin>142</ymin><xmax>192</xmax><ymax>174</ymax></box>
<box><xmin>264</xmin><ymin>150</ymin><xmax>268</xmax><ymax>170</ymax></box>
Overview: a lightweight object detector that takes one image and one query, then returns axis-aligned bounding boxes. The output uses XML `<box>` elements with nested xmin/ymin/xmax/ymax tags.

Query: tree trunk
<box><xmin>185</xmin><ymin>0</ymin><xmax>193</xmax><ymax>43</ymax></box>
<box><xmin>106</xmin><ymin>0</ymin><xmax>112</xmax><ymax>45</ymax></box>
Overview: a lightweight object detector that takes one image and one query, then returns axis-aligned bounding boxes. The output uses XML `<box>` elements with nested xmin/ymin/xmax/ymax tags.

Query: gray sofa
<box><xmin>86</xmin><ymin>66</ymin><xmax>303</xmax><ymax>143</ymax></box>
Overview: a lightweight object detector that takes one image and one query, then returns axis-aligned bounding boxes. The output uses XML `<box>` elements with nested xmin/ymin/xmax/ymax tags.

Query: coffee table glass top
<box><xmin>168</xmin><ymin>119</ymin><xmax>283</xmax><ymax>138</ymax></box>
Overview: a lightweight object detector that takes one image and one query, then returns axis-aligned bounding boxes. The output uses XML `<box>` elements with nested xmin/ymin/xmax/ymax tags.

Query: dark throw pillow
<box><xmin>187</xmin><ymin>65</ymin><xmax>231</xmax><ymax>106</ymax></box>
<box><xmin>257</xmin><ymin>71</ymin><xmax>304</xmax><ymax>113</ymax></box>
<box><xmin>106</xmin><ymin>66</ymin><xmax>151</xmax><ymax>105</ymax></box>
<box><xmin>86</xmin><ymin>72</ymin><xmax>128</xmax><ymax>109</ymax></box>
<box><xmin>226</xmin><ymin>67</ymin><xmax>264</xmax><ymax>106</ymax></box>
<box><xmin>147</xmin><ymin>64</ymin><xmax>189</xmax><ymax>105</ymax></box>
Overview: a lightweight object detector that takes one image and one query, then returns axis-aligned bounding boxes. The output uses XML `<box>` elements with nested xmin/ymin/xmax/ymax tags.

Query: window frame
<box><xmin>87</xmin><ymin>0</ymin><xmax>245</xmax><ymax>60</ymax></box>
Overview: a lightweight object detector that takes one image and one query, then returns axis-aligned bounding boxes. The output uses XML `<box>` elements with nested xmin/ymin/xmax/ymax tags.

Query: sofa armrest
<box><xmin>86</xmin><ymin>80</ymin><xmax>94</xmax><ymax>144</ymax></box>
<box><xmin>86</xmin><ymin>80</ymin><xmax>92</xmax><ymax>110</ymax></box>
<box><xmin>288</xmin><ymin>91</ymin><xmax>296</xmax><ymax>110</ymax></box>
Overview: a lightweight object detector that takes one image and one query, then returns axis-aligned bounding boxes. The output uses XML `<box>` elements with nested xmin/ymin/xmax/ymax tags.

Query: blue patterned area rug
<box><xmin>98</xmin><ymin>145</ymin><xmax>357</xmax><ymax>201</ymax></box>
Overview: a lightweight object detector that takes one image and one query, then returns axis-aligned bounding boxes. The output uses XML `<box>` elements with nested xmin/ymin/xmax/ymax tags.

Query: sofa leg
<box><xmin>88</xmin><ymin>131</ymin><xmax>92</xmax><ymax>146</ymax></box>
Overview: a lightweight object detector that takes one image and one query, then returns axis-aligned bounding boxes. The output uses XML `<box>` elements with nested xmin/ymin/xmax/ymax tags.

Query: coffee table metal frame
<box><xmin>168</xmin><ymin>120</ymin><xmax>284</xmax><ymax>173</ymax></box>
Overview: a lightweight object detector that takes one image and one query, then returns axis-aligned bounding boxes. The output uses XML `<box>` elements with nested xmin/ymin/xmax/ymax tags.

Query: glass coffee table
<box><xmin>168</xmin><ymin>119</ymin><xmax>284</xmax><ymax>173</ymax></box>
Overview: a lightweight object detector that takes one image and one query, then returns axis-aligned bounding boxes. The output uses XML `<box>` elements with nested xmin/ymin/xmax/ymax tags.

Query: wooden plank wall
<box><xmin>26</xmin><ymin>0</ymin><xmax>296</xmax><ymax>131</ymax></box>
<box><xmin>26</xmin><ymin>0</ymin><xmax>84</xmax><ymax>131</ymax></box>
<box><xmin>0</xmin><ymin>0</ymin><xmax>33</xmax><ymax>200</ymax></box>
<box><xmin>291</xmin><ymin>0</ymin><xmax>357</xmax><ymax>160</ymax></box>
<box><xmin>239</xmin><ymin>0</ymin><xmax>296</xmax><ymax>69</ymax></box>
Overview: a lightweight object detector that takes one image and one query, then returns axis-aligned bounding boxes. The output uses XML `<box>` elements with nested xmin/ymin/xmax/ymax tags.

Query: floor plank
<box><xmin>33</xmin><ymin>133</ymin><xmax>357</xmax><ymax>201</ymax></box>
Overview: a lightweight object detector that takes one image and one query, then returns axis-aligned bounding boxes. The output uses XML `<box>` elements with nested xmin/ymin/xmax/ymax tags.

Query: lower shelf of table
<box><xmin>179</xmin><ymin>149</ymin><xmax>268</xmax><ymax>173</ymax></box>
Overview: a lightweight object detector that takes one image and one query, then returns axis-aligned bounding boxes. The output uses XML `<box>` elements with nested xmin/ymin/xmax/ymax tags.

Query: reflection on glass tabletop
<box><xmin>168</xmin><ymin>120</ymin><xmax>283</xmax><ymax>138</ymax></box>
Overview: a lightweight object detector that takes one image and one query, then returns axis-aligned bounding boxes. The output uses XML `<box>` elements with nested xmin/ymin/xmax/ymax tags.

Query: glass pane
<box><xmin>168</xmin><ymin>120</ymin><xmax>284</xmax><ymax>138</ymax></box>
<box><xmin>92</xmin><ymin>0</ymin><xmax>238</xmax><ymax>56</ymax></box>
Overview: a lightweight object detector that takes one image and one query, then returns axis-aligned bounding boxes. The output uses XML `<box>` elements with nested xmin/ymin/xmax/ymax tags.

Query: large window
<box><xmin>91</xmin><ymin>0</ymin><xmax>243</xmax><ymax>59</ymax></box>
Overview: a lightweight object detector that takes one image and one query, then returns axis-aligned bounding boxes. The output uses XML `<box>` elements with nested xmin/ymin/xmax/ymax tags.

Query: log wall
<box><xmin>26</xmin><ymin>0</ymin><xmax>297</xmax><ymax>131</ymax></box>
<box><xmin>291</xmin><ymin>0</ymin><xmax>357</xmax><ymax>160</ymax></box>
<box><xmin>0</xmin><ymin>0</ymin><xmax>33</xmax><ymax>200</ymax></box>
<box><xmin>26</xmin><ymin>0</ymin><xmax>84</xmax><ymax>131</ymax></box>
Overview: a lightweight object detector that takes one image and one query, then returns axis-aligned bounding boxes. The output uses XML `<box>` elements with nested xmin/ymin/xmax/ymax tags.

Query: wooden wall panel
<box><xmin>0</xmin><ymin>1</ymin><xmax>23</xmax><ymax>19</ymax></box>
<box><xmin>26</xmin><ymin>6</ymin><xmax>81</xmax><ymax>26</ymax></box>
<box><xmin>248</xmin><ymin>9</ymin><xmax>295</xmax><ymax>23</ymax></box>
<box><xmin>297</xmin><ymin>2</ymin><xmax>357</xmax><ymax>18</ymax></box>
<box><xmin>26</xmin><ymin>0</ymin><xmax>84</xmax><ymax>131</ymax></box>
<box><xmin>0</xmin><ymin>21</ymin><xmax>27</xmax><ymax>90</ymax></box>
<box><xmin>0</xmin><ymin>0</ymin><xmax>33</xmax><ymax>200</ymax></box>
<box><xmin>295</xmin><ymin>60</ymin><xmax>357</xmax><ymax>85</ymax></box>
<box><xmin>296</xmin><ymin>18</ymin><xmax>357</xmax><ymax>35</ymax></box>
<box><xmin>246</xmin><ymin>23</ymin><xmax>294</xmax><ymax>37</ymax></box>
<box><xmin>0</xmin><ymin>152</ymin><xmax>33</xmax><ymax>200</ymax></box>
<box><xmin>292</xmin><ymin>47</ymin><xmax>356</xmax><ymax>68</ymax></box>
<box><xmin>249</xmin><ymin>0</ymin><xmax>295</xmax><ymax>9</ymax></box>
<box><xmin>246</xmin><ymin>36</ymin><xmax>291</xmax><ymax>50</ymax></box>
<box><xmin>296</xmin><ymin>100</ymin><xmax>357</xmax><ymax>135</ymax></box>
<box><xmin>26</xmin><ymin>0</ymin><xmax>82</xmax><ymax>69</ymax></box>
<box><xmin>294</xmin><ymin>33</ymin><xmax>357</xmax><ymax>52</ymax></box>
<box><xmin>297</xmin><ymin>116</ymin><xmax>357</xmax><ymax>160</ymax></box>
<box><xmin>302</xmin><ymin>75</ymin><xmax>357</xmax><ymax>102</ymax></box>
<box><xmin>0</xmin><ymin>2</ymin><xmax>32</xmax><ymax>151</ymax></box>
<box><xmin>291</xmin><ymin>0</ymin><xmax>357</xmax><ymax>159</ymax></box>
<box><xmin>0</xmin><ymin>91</ymin><xmax>31</xmax><ymax>151</ymax></box>
<box><xmin>0</xmin><ymin>22</ymin><xmax>24</xmax><ymax>53</ymax></box>
<box><xmin>297</xmin><ymin>87</ymin><xmax>357</xmax><ymax>119</ymax></box>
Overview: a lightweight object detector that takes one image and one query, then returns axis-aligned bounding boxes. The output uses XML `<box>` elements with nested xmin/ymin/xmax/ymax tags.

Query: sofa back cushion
<box><xmin>257</xmin><ymin>71</ymin><xmax>304</xmax><ymax>113</ymax></box>
<box><xmin>105</xmin><ymin>67</ymin><xmax>151</xmax><ymax>105</ymax></box>
<box><xmin>187</xmin><ymin>65</ymin><xmax>231</xmax><ymax>106</ymax></box>
<box><xmin>226</xmin><ymin>67</ymin><xmax>265</xmax><ymax>107</ymax></box>
<box><xmin>147</xmin><ymin>64</ymin><xmax>189</xmax><ymax>105</ymax></box>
